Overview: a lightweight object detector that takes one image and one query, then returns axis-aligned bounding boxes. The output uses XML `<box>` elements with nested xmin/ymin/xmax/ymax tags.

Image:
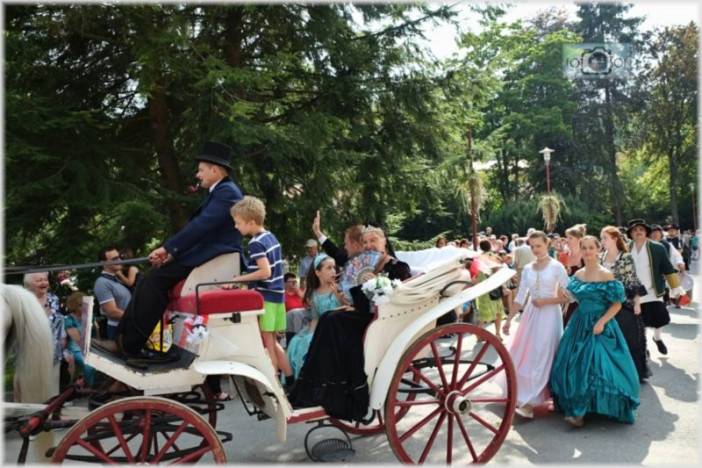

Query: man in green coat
<box><xmin>627</xmin><ymin>219</ymin><xmax>681</xmax><ymax>355</ymax></box>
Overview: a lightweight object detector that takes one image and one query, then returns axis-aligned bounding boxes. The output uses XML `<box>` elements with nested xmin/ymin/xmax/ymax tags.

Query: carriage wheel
<box><xmin>51</xmin><ymin>396</ymin><xmax>226</xmax><ymax>464</ymax></box>
<box><xmin>168</xmin><ymin>382</ymin><xmax>219</xmax><ymax>428</ymax></box>
<box><xmin>385</xmin><ymin>323</ymin><xmax>517</xmax><ymax>464</ymax></box>
<box><xmin>330</xmin><ymin>372</ymin><xmax>420</xmax><ymax>436</ymax></box>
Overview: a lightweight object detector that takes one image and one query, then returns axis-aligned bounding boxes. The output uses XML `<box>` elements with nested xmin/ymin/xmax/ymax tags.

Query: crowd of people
<box><xmin>8</xmin><ymin>139</ymin><xmax>697</xmax><ymax>431</ymax></box>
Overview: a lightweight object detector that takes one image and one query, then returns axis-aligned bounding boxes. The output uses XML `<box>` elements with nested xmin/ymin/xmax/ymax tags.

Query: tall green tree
<box><xmin>634</xmin><ymin>23</ymin><xmax>698</xmax><ymax>224</ymax></box>
<box><xmin>573</xmin><ymin>3</ymin><xmax>644</xmax><ymax>225</ymax></box>
<box><xmin>5</xmin><ymin>4</ymin><xmax>458</xmax><ymax>272</ymax></box>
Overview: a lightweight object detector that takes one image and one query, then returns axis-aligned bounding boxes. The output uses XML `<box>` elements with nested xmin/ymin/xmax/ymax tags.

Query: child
<box><xmin>501</xmin><ymin>231</ymin><xmax>570</xmax><ymax>419</ymax></box>
<box><xmin>287</xmin><ymin>254</ymin><xmax>348</xmax><ymax>379</ymax></box>
<box><xmin>229</xmin><ymin>196</ymin><xmax>292</xmax><ymax>381</ymax></box>
<box><xmin>475</xmin><ymin>240</ymin><xmax>505</xmax><ymax>341</ymax></box>
<box><xmin>63</xmin><ymin>291</ymin><xmax>96</xmax><ymax>386</ymax></box>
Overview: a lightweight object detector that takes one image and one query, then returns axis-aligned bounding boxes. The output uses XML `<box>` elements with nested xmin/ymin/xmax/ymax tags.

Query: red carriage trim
<box><xmin>170</xmin><ymin>289</ymin><xmax>264</xmax><ymax>315</ymax></box>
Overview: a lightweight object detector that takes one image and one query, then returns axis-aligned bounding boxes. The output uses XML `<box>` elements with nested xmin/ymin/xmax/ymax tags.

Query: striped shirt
<box><xmin>246</xmin><ymin>230</ymin><xmax>285</xmax><ymax>303</ymax></box>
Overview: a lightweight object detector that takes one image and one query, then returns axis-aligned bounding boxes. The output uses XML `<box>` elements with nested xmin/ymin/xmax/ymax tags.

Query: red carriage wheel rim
<box><xmin>384</xmin><ymin>323</ymin><xmax>517</xmax><ymax>464</ymax></box>
<box><xmin>51</xmin><ymin>396</ymin><xmax>226</xmax><ymax>464</ymax></box>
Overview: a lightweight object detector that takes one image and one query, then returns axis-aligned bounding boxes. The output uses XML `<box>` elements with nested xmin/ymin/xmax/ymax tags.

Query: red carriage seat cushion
<box><xmin>170</xmin><ymin>289</ymin><xmax>264</xmax><ymax>315</ymax></box>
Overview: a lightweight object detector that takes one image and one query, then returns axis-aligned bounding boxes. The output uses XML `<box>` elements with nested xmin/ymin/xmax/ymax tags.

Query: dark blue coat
<box><xmin>164</xmin><ymin>177</ymin><xmax>243</xmax><ymax>267</ymax></box>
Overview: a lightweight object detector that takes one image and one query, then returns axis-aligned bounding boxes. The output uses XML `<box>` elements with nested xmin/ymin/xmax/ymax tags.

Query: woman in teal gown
<box><xmin>550</xmin><ymin>235</ymin><xmax>640</xmax><ymax>427</ymax></box>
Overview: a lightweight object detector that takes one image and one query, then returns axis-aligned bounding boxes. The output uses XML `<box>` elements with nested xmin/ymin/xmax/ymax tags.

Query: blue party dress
<box><xmin>549</xmin><ymin>277</ymin><xmax>640</xmax><ymax>423</ymax></box>
<box><xmin>287</xmin><ymin>291</ymin><xmax>342</xmax><ymax>379</ymax></box>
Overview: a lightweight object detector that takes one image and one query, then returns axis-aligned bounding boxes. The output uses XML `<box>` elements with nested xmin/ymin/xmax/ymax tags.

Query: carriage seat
<box><xmin>170</xmin><ymin>288</ymin><xmax>264</xmax><ymax>316</ymax></box>
<box><xmin>164</xmin><ymin>252</ymin><xmax>263</xmax><ymax>315</ymax></box>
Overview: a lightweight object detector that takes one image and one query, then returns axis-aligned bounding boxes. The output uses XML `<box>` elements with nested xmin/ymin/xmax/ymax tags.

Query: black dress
<box><xmin>601</xmin><ymin>252</ymin><xmax>651</xmax><ymax>382</ymax></box>
<box><xmin>288</xmin><ymin>257</ymin><xmax>411</xmax><ymax>422</ymax></box>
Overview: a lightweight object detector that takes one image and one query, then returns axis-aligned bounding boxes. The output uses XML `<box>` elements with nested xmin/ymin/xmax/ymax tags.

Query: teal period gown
<box><xmin>549</xmin><ymin>277</ymin><xmax>640</xmax><ymax>423</ymax></box>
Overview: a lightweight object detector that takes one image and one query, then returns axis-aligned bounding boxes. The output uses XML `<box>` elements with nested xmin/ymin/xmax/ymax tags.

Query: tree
<box><xmin>636</xmin><ymin>24</ymin><xmax>698</xmax><ymax>224</ymax></box>
<box><xmin>5</xmin><ymin>3</ymin><xmax>460</xmax><ymax>273</ymax></box>
<box><xmin>573</xmin><ymin>3</ymin><xmax>644</xmax><ymax>225</ymax></box>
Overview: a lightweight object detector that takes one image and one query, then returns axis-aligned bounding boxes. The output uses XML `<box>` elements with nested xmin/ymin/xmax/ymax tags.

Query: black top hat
<box><xmin>650</xmin><ymin>224</ymin><xmax>664</xmax><ymax>233</ymax></box>
<box><xmin>665</xmin><ymin>223</ymin><xmax>680</xmax><ymax>230</ymax></box>
<box><xmin>626</xmin><ymin>218</ymin><xmax>651</xmax><ymax>236</ymax></box>
<box><xmin>195</xmin><ymin>141</ymin><xmax>233</xmax><ymax>171</ymax></box>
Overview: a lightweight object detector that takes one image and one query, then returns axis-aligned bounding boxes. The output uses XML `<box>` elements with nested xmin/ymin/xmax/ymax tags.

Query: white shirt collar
<box><xmin>209</xmin><ymin>178</ymin><xmax>222</xmax><ymax>193</ymax></box>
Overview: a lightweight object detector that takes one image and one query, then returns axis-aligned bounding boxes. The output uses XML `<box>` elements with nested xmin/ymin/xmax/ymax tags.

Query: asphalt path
<box><xmin>4</xmin><ymin>260</ymin><xmax>700</xmax><ymax>465</ymax></box>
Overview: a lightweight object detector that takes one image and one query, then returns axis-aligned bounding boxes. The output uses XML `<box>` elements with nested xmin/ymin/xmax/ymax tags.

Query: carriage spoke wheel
<box><xmin>51</xmin><ymin>396</ymin><xmax>226</xmax><ymax>464</ymax></box>
<box><xmin>385</xmin><ymin>323</ymin><xmax>517</xmax><ymax>464</ymax></box>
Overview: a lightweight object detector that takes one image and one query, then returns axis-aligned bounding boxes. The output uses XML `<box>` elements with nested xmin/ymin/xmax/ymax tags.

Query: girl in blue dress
<box><xmin>287</xmin><ymin>254</ymin><xmax>349</xmax><ymax>378</ymax></box>
<box><xmin>550</xmin><ymin>235</ymin><xmax>640</xmax><ymax>427</ymax></box>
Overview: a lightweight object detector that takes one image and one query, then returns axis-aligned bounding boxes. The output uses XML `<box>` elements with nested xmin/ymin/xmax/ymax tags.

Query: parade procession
<box><xmin>2</xmin><ymin>1</ymin><xmax>699</xmax><ymax>465</ymax></box>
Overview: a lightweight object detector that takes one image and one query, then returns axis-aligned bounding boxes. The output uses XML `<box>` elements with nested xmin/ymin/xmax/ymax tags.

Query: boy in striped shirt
<box><xmin>230</xmin><ymin>196</ymin><xmax>292</xmax><ymax>379</ymax></box>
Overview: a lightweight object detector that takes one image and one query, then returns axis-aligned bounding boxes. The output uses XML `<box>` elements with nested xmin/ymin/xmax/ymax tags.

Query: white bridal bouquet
<box><xmin>361</xmin><ymin>274</ymin><xmax>402</xmax><ymax>305</ymax></box>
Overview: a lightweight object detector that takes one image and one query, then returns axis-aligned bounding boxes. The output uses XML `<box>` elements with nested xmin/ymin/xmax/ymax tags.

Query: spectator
<box><xmin>508</xmin><ymin>233</ymin><xmax>519</xmax><ymax>252</ymax></box>
<box><xmin>115</xmin><ymin>247</ymin><xmax>142</xmax><ymax>291</ymax></box>
<box><xmin>512</xmin><ymin>236</ymin><xmax>536</xmax><ymax>284</ymax></box>
<box><xmin>63</xmin><ymin>291</ymin><xmax>96</xmax><ymax>386</ymax></box>
<box><xmin>435</xmin><ymin>236</ymin><xmax>447</xmax><ymax>248</ymax></box>
<box><xmin>23</xmin><ymin>271</ymin><xmax>66</xmax><ymax>396</ymax></box>
<box><xmin>284</xmin><ymin>272</ymin><xmax>307</xmax><ymax>344</ymax></box>
<box><xmin>298</xmin><ymin>239</ymin><xmax>319</xmax><ymax>284</ymax></box>
<box><xmin>475</xmin><ymin>240</ymin><xmax>505</xmax><ymax>341</ymax></box>
<box><xmin>94</xmin><ymin>246</ymin><xmax>132</xmax><ymax>340</ymax></box>
<box><xmin>666</xmin><ymin>224</ymin><xmax>681</xmax><ymax>250</ymax></box>
<box><xmin>691</xmin><ymin>230</ymin><xmax>700</xmax><ymax>261</ymax></box>
<box><xmin>499</xmin><ymin>235</ymin><xmax>510</xmax><ymax>252</ymax></box>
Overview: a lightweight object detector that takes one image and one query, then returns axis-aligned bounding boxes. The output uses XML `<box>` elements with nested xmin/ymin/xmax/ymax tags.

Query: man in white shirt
<box><xmin>628</xmin><ymin>219</ymin><xmax>681</xmax><ymax>355</ymax></box>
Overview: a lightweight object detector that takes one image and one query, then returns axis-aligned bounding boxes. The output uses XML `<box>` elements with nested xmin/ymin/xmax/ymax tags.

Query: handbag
<box><xmin>488</xmin><ymin>286</ymin><xmax>503</xmax><ymax>301</ymax></box>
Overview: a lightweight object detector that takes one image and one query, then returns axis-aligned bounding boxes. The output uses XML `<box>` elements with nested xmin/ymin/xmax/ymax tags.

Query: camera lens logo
<box><xmin>563</xmin><ymin>43</ymin><xmax>632</xmax><ymax>80</ymax></box>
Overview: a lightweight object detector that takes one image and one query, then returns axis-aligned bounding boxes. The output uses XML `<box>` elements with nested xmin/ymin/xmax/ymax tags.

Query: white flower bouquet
<box><xmin>361</xmin><ymin>274</ymin><xmax>402</xmax><ymax>305</ymax></box>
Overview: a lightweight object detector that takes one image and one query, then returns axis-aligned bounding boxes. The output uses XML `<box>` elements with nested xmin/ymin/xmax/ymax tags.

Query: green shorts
<box><xmin>259</xmin><ymin>301</ymin><xmax>286</xmax><ymax>332</ymax></box>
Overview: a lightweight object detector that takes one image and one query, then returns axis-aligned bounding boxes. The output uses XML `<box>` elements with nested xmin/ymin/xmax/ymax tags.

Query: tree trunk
<box><xmin>148</xmin><ymin>85</ymin><xmax>188</xmax><ymax>231</ymax></box>
<box><xmin>604</xmin><ymin>84</ymin><xmax>623</xmax><ymax>225</ymax></box>
<box><xmin>224</xmin><ymin>7</ymin><xmax>244</xmax><ymax>68</ymax></box>
<box><xmin>668</xmin><ymin>148</ymin><xmax>679</xmax><ymax>224</ymax></box>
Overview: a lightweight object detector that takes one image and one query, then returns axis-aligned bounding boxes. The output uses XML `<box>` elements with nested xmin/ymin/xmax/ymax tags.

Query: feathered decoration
<box><xmin>538</xmin><ymin>193</ymin><xmax>565</xmax><ymax>232</ymax></box>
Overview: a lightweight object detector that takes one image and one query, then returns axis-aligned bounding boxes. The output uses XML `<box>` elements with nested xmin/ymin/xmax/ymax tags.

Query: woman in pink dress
<box><xmin>501</xmin><ymin>231</ymin><xmax>570</xmax><ymax>418</ymax></box>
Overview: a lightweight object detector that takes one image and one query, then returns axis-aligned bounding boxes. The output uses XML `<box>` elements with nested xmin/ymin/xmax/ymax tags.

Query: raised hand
<box><xmin>312</xmin><ymin>210</ymin><xmax>322</xmax><ymax>238</ymax></box>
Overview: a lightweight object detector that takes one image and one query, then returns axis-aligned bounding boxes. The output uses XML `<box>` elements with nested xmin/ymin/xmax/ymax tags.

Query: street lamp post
<box><xmin>539</xmin><ymin>147</ymin><xmax>554</xmax><ymax>193</ymax></box>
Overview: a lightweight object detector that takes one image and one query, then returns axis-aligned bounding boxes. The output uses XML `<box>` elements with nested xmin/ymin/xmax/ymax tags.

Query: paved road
<box><xmin>4</xmin><ymin>261</ymin><xmax>700</xmax><ymax>465</ymax></box>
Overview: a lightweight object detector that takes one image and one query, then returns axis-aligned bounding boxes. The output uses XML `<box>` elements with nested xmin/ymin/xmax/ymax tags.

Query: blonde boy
<box><xmin>230</xmin><ymin>196</ymin><xmax>291</xmax><ymax>378</ymax></box>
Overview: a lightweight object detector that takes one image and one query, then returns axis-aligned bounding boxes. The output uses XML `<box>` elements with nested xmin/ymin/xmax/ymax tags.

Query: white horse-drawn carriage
<box><xmin>6</xmin><ymin>248</ymin><xmax>518</xmax><ymax>464</ymax></box>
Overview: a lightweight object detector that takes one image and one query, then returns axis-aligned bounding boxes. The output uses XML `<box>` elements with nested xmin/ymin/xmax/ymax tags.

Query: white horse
<box><xmin>1</xmin><ymin>284</ymin><xmax>54</xmax><ymax>403</ymax></box>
